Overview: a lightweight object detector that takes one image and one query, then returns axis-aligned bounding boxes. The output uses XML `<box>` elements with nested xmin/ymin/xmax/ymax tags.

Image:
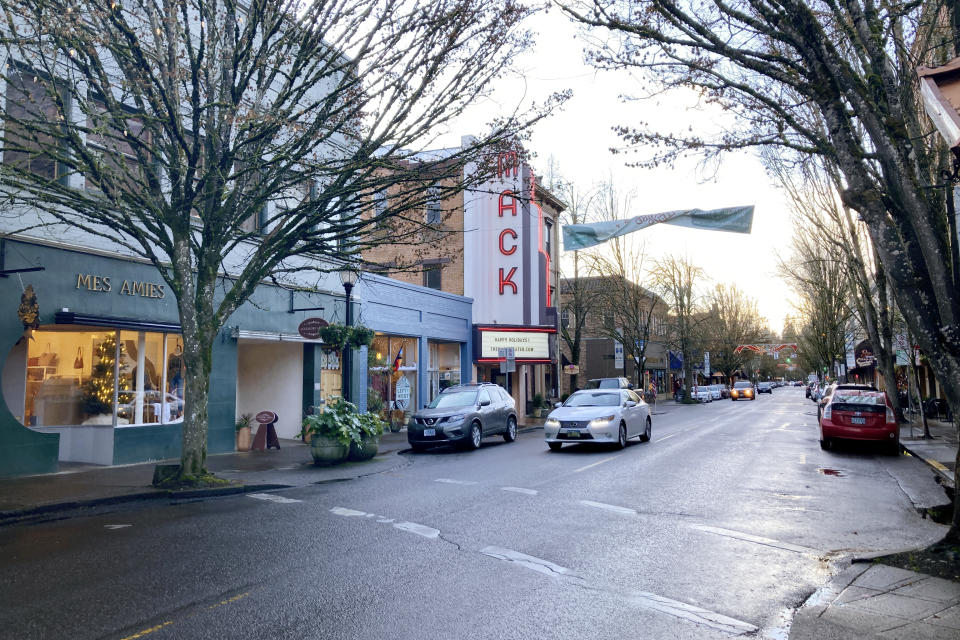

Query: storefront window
<box><xmin>428</xmin><ymin>341</ymin><xmax>461</xmax><ymax>402</ymax></box>
<box><xmin>368</xmin><ymin>335</ymin><xmax>418</xmax><ymax>413</ymax></box>
<box><xmin>21</xmin><ymin>326</ymin><xmax>184</xmax><ymax>427</ymax></box>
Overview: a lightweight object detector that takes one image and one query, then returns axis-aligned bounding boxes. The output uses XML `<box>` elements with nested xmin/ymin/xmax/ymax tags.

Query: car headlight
<box><xmin>445</xmin><ymin>414</ymin><xmax>466</xmax><ymax>423</ymax></box>
<box><xmin>588</xmin><ymin>415</ymin><xmax>616</xmax><ymax>427</ymax></box>
<box><xmin>545</xmin><ymin>418</ymin><xmax>560</xmax><ymax>428</ymax></box>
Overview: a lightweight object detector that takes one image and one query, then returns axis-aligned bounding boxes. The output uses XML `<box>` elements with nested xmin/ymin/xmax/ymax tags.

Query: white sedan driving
<box><xmin>544</xmin><ymin>389</ymin><xmax>652</xmax><ymax>451</ymax></box>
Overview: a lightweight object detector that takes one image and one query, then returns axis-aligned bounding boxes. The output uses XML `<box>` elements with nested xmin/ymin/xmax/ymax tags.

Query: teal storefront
<box><xmin>0</xmin><ymin>239</ymin><xmax>473</xmax><ymax>477</ymax></box>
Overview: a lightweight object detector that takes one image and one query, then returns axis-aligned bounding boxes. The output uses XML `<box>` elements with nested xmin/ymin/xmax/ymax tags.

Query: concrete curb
<box><xmin>0</xmin><ymin>483</ymin><xmax>291</xmax><ymax>526</ymax></box>
<box><xmin>901</xmin><ymin>442</ymin><xmax>955</xmax><ymax>489</ymax></box>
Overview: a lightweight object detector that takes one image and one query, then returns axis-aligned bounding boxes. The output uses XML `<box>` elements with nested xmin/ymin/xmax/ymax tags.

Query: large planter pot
<box><xmin>235</xmin><ymin>426</ymin><xmax>251</xmax><ymax>451</ymax></box>
<box><xmin>348</xmin><ymin>435</ymin><xmax>380</xmax><ymax>462</ymax></box>
<box><xmin>309</xmin><ymin>434</ymin><xmax>349</xmax><ymax>466</ymax></box>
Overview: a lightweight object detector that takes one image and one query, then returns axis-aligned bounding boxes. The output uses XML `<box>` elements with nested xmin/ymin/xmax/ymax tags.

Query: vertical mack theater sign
<box><xmin>464</xmin><ymin>150</ymin><xmax>553</xmax><ymax>328</ymax></box>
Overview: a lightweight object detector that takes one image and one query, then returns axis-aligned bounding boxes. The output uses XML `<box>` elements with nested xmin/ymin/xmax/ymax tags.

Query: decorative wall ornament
<box><xmin>18</xmin><ymin>284</ymin><xmax>39</xmax><ymax>330</ymax></box>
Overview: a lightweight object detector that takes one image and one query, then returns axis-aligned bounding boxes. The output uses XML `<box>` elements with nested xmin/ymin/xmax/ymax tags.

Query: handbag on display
<box><xmin>73</xmin><ymin>347</ymin><xmax>84</xmax><ymax>370</ymax></box>
<box><xmin>38</xmin><ymin>344</ymin><xmax>59</xmax><ymax>368</ymax></box>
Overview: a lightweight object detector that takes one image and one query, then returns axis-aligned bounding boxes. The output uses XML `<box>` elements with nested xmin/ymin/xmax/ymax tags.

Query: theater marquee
<box><xmin>476</xmin><ymin>327</ymin><xmax>553</xmax><ymax>361</ymax></box>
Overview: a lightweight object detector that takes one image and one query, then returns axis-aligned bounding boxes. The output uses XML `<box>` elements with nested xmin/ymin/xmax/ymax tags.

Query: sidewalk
<box><xmin>900</xmin><ymin>418</ymin><xmax>958</xmax><ymax>490</ymax></box>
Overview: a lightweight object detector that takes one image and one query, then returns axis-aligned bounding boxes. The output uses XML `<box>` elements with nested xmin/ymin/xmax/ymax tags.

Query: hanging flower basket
<box><xmin>318</xmin><ymin>323</ymin><xmax>352</xmax><ymax>352</ymax></box>
<box><xmin>348</xmin><ymin>325</ymin><xmax>375</xmax><ymax>349</ymax></box>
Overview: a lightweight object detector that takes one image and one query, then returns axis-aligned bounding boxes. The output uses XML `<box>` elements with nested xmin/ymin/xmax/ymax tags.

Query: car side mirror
<box><xmin>479</xmin><ymin>399</ymin><xmax>491</xmax><ymax>407</ymax></box>
<box><xmin>628</xmin><ymin>384</ymin><xmax>634</xmax><ymax>390</ymax></box>
<box><xmin>554</xmin><ymin>402</ymin><xmax>562</xmax><ymax>408</ymax></box>
<box><xmin>626</xmin><ymin>400</ymin><xmax>637</xmax><ymax>407</ymax></box>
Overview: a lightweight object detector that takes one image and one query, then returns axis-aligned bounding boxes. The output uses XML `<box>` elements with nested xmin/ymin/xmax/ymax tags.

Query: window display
<box><xmin>21</xmin><ymin>326</ymin><xmax>184</xmax><ymax>427</ymax></box>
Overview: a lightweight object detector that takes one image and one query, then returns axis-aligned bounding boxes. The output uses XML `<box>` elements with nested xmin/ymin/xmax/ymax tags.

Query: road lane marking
<box><xmin>580</xmin><ymin>500</ymin><xmax>637</xmax><ymax>516</ymax></box>
<box><xmin>393</xmin><ymin>521</ymin><xmax>440</xmax><ymax>539</ymax></box>
<box><xmin>208</xmin><ymin>592</ymin><xmax>250</xmax><ymax>609</ymax></box>
<box><xmin>655</xmin><ymin>433</ymin><xmax>679</xmax><ymax>443</ymax></box>
<box><xmin>501</xmin><ymin>486</ymin><xmax>538</xmax><ymax>495</ymax></box>
<box><xmin>776</xmin><ymin>422</ymin><xmax>790</xmax><ymax>430</ymax></box>
<box><xmin>119</xmin><ymin>621</ymin><xmax>173</xmax><ymax>640</ymax></box>
<box><xmin>435</xmin><ymin>478</ymin><xmax>479</xmax><ymax>485</ymax></box>
<box><xmin>247</xmin><ymin>492</ymin><xmax>302</xmax><ymax>504</ymax></box>
<box><xmin>481</xmin><ymin>546</ymin><xmax>571</xmax><ymax>576</ymax></box>
<box><xmin>627</xmin><ymin>592</ymin><xmax>758</xmax><ymax>635</ymax></box>
<box><xmin>574</xmin><ymin>456</ymin><xmax>617</xmax><ymax>473</ymax></box>
<box><xmin>690</xmin><ymin>524</ymin><xmax>818</xmax><ymax>555</ymax></box>
<box><xmin>105</xmin><ymin>524</ymin><xmax>132</xmax><ymax>530</ymax></box>
<box><xmin>331</xmin><ymin>507</ymin><xmax>440</xmax><ymax>539</ymax></box>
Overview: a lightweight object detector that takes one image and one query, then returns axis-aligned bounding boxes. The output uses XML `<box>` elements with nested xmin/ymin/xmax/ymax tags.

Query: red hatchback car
<box><xmin>819</xmin><ymin>389</ymin><xmax>899</xmax><ymax>455</ymax></box>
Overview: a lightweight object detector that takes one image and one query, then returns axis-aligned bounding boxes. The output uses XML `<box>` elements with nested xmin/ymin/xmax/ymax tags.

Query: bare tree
<box><xmin>703</xmin><ymin>284</ymin><xmax>767</xmax><ymax>384</ymax></box>
<box><xmin>586</xmin><ymin>180</ymin><xmax>662</xmax><ymax>388</ymax></box>
<box><xmin>651</xmin><ymin>254</ymin><xmax>704</xmax><ymax>402</ymax></box>
<box><xmin>562</xmin><ymin>0</ymin><xmax>960</xmax><ymax>538</ymax></box>
<box><xmin>0</xmin><ymin>0</ymin><xmax>562</xmax><ymax>484</ymax></box>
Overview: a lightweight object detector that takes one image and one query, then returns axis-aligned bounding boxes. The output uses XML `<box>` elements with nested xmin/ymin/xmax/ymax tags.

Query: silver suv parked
<box><xmin>408</xmin><ymin>383</ymin><xmax>518</xmax><ymax>451</ymax></box>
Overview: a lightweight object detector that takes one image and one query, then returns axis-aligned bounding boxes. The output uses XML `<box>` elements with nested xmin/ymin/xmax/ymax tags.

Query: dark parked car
<box><xmin>757</xmin><ymin>382</ymin><xmax>773</xmax><ymax>394</ymax></box>
<box><xmin>408</xmin><ymin>383</ymin><xmax>517</xmax><ymax>451</ymax></box>
<box><xmin>584</xmin><ymin>377</ymin><xmax>634</xmax><ymax>390</ymax></box>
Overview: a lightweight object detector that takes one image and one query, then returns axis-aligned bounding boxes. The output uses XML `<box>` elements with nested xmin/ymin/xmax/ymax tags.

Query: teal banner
<box><xmin>562</xmin><ymin>205</ymin><xmax>754</xmax><ymax>251</ymax></box>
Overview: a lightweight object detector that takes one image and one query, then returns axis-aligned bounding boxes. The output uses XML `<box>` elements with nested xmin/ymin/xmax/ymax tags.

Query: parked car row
<box><xmin>810</xmin><ymin>381</ymin><xmax>900</xmax><ymax>455</ymax></box>
<box><xmin>408</xmin><ymin>379</ymin><xmax>654</xmax><ymax>455</ymax></box>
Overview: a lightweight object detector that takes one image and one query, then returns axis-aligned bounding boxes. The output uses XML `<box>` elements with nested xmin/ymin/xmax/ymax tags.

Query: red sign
<box><xmin>255</xmin><ymin>410</ymin><xmax>278</xmax><ymax>424</ymax></box>
<box><xmin>297</xmin><ymin>317</ymin><xmax>328</xmax><ymax>340</ymax></box>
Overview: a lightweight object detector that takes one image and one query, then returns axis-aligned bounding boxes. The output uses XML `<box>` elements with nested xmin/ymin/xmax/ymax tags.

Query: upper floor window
<box><xmin>544</xmin><ymin>219</ymin><xmax>553</xmax><ymax>255</ymax></box>
<box><xmin>426</xmin><ymin>187</ymin><xmax>443</xmax><ymax>225</ymax></box>
<box><xmin>424</xmin><ymin>264</ymin><xmax>442</xmax><ymax>290</ymax></box>
<box><xmin>561</xmin><ymin>307</ymin><xmax>569</xmax><ymax>328</ymax></box>
<box><xmin>85</xmin><ymin>97</ymin><xmax>152</xmax><ymax>192</ymax></box>
<box><xmin>3</xmin><ymin>69</ymin><xmax>68</xmax><ymax>182</ymax></box>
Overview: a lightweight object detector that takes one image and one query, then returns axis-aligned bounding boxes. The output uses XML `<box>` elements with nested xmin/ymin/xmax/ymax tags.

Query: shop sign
<box><xmin>298</xmin><ymin>317</ymin><xmax>328</xmax><ymax>340</ymax></box>
<box><xmin>614</xmin><ymin>342</ymin><xmax>624</xmax><ymax>369</ymax></box>
<box><xmin>479</xmin><ymin>330</ymin><xmax>549</xmax><ymax>359</ymax></box>
<box><xmin>395</xmin><ymin>376</ymin><xmax>411</xmax><ymax>410</ymax></box>
<box><xmin>255</xmin><ymin>410</ymin><xmax>278</xmax><ymax>424</ymax></box>
<box><xmin>75</xmin><ymin>273</ymin><xmax>166</xmax><ymax>299</ymax></box>
<box><xmin>563</xmin><ymin>364</ymin><xmax>579</xmax><ymax>374</ymax></box>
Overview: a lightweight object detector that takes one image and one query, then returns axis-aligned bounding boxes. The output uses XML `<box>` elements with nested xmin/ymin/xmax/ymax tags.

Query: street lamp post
<box><xmin>339</xmin><ymin>268</ymin><xmax>359</xmax><ymax>403</ymax></box>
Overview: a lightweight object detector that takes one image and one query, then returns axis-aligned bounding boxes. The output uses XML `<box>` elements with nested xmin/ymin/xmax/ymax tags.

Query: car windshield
<box><xmin>564</xmin><ymin>392</ymin><xmax>620</xmax><ymax>407</ymax></box>
<box><xmin>428</xmin><ymin>389</ymin><xmax>478</xmax><ymax>409</ymax></box>
<box><xmin>585</xmin><ymin>379</ymin><xmax>618</xmax><ymax>389</ymax></box>
<box><xmin>733</xmin><ymin>382</ymin><xmax>752</xmax><ymax>389</ymax></box>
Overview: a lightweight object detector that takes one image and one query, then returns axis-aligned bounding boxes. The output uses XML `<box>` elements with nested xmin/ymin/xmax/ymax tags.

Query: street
<box><xmin>0</xmin><ymin>388</ymin><xmax>949</xmax><ymax>640</ymax></box>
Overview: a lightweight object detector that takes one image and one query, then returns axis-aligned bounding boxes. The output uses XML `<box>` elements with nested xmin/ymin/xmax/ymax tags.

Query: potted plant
<box><xmin>298</xmin><ymin>399</ymin><xmax>358</xmax><ymax>466</ymax></box>
<box><xmin>349</xmin><ymin>410</ymin><xmax>385</xmax><ymax>462</ymax></box>
<box><xmin>235</xmin><ymin>413</ymin><xmax>254</xmax><ymax>451</ymax></box>
<box><xmin>318</xmin><ymin>323</ymin><xmax>352</xmax><ymax>353</ymax></box>
<box><xmin>348</xmin><ymin>325</ymin><xmax>375</xmax><ymax>349</ymax></box>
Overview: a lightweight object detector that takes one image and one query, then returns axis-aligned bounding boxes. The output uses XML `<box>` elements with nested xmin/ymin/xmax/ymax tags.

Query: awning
<box><xmin>55</xmin><ymin>311</ymin><xmax>181</xmax><ymax>333</ymax></box>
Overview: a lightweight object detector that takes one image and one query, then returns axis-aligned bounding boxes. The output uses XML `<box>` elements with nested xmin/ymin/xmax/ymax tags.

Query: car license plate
<box><xmin>566</xmin><ymin>430</ymin><xmax>580</xmax><ymax>438</ymax></box>
<box><xmin>850</xmin><ymin>418</ymin><xmax>865</xmax><ymax>425</ymax></box>
<box><xmin>423</xmin><ymin>428</ymin><xmax>436</xmax><ymax>436</ymax></box>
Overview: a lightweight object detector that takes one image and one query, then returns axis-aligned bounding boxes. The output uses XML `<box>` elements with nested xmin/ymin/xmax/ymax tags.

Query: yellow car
<box><xmin>730</xmin><ymin>381</ymin><xmax>755</xmax><ymax>401</ymax></box>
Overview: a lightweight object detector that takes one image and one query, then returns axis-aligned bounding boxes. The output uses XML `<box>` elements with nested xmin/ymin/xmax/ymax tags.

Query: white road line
<box><xmin>435</xmin><ymin>478</ymin><xmax>480</xmax><ymax>485</ymax></box>
<box><xmin>104</xmin><ymin>524</ymin><xmax>132</xmax><ymax>530</ymax></box>
<box><xmin>574</xmin><ymin>456</ymin><xmax>617</xmax><ymax>473</ymax></box>
<box><xmin>393</xmin><ymin>521</ymin><xmax>440</xmax><ymax>539</ymax></box>
<box><xmin>690</xmin><ymin>524</ymin><xmax>818</xmax><ymax>555</ymax></box>
<box><xmin>655</xmin><ymin>433</ymin><xmax>679</xmax><ymax>443</ymax></box>
<box><xmin>247</xmin><ymin>493</ymin><xmax>302</xmax><ymax>504</ymax></box>
<box><xmin>501</xmin><ymin>487</ymin><xmax>538</xmax><ymax>495</ymax></box>
<box><xmin>627</xmin><ymin>591</ymin><xmax>758</xmax><ymax>635</ymax></box>
<box><xmin>580</xmin><ymin>500</ymin><xmax>637</xmax><ymax>516</ymax></box>
<box><xmin>481</xmin><ymin>546</ymin><xmax>570</xmax><ymax>576</ymax></box>
<box><xmin>330</xmin><ymin>507</ymin><xmax>367</xmax><ymax>517</ymax></box>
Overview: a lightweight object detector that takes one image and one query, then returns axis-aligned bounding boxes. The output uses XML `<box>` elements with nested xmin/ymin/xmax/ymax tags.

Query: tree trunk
<box><xmin>179</xmin><ymin>340</ymin><xmax>212</xmax><ymax>477</ymax></box>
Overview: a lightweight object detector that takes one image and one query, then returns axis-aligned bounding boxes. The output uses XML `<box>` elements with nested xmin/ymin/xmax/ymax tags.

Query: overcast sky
<box><xmin>441</xmin><ymin>7</ymin><xmax>797</xmax><ymax>335</ymax></box>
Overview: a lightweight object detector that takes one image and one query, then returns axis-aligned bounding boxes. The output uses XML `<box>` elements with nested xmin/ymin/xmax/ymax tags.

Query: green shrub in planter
<box><xmin>298</xmin><ymin>398</ymin><xmax>360</xmax><ymax>447</ymax></box>
<box><xmin>348</xmin><ymin>325</ymin><xmax>375</xmax><ymax>349</ymax></box>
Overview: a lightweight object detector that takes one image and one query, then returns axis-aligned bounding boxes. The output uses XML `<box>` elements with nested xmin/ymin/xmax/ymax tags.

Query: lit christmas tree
<box><xmin>82</xmin><ymin>333</ymin><xmax>126</xmax><ymax>416</ymax></box>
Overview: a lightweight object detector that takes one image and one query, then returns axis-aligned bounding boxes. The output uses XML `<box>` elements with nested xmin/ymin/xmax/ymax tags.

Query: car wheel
<box><xmin>616</xmin><ymin>423</ymin><xmax>627</xmax><ymax>449</ymax></box>
<box><xmin>640</xmin><ymin>417</ymin><xmax>652</xmax><ymax>442</ymax></box>
<box><xmin>887</xmin><ymin>440</ymin><xmax>901</xmax><ymax>456</ymax></box>
<box><xmin>464</xmin><ymin>422</ymin><xmax>482</xmax><ymax>450</ymax></box>
<box><xmin>548</xmin><ymin>441</ymin><xmax>563</xmax><ymax>452</ymax></box>
<box><xmin>503</xmin><ymin>416</ymin><xmax>517</xmax><ymax>442</ymax></box>
<box><xmin>819</xmin><ymin>437</ymin><xmax>832</xmax><ymax>450</ymax></box>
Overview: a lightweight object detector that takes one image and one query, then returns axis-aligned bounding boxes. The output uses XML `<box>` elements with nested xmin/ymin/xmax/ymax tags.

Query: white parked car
<box><xmin>709</xmin><ymin>385</ymin><xmax>722</xmax><ymax>400</ymax></box>
<box><xmin>544</xmin><ymin>389</ymin><xmax>652</xmax><ymax>451</ymax></box>
<box><xmin>692</xmin><ymin>386</ymin><xmax>713</xmax><ymax>403</ymax></box>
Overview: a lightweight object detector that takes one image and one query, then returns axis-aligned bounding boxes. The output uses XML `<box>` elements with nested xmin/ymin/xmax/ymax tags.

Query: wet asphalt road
<box><xmin>0</xmin><ymin>388</ymin><xmax>950</xmax><ymax>639</ymax></box>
